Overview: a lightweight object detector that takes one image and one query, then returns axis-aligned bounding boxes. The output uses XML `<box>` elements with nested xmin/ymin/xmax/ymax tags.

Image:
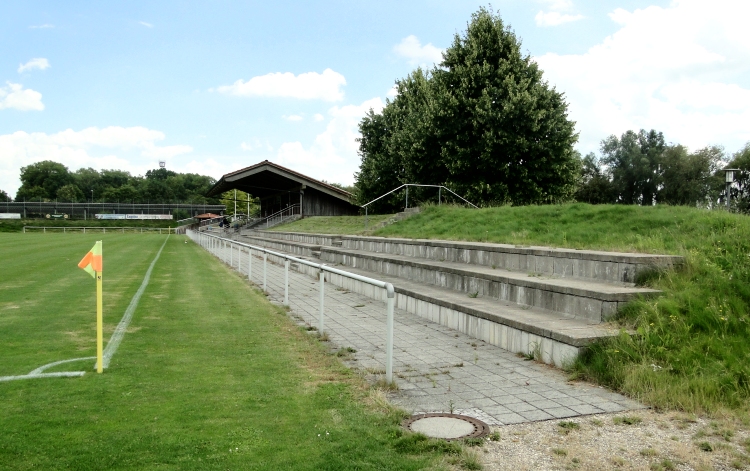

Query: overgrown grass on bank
<box><xmin>269</xmin><ymin>213</ymin><xmax>395</xmax><ymax>234</ymax></box>
<box><xmin>279</xmin><ymin>204</ymin><xmax>750</xmax><ymax>414</ymax></box>
<box><xmin>0</xmin><ymin>233</ymin><xmax>468</xmax><ymax>470</ymax></box>
<box><xmin>0</xmin><ymin>218</ymin><xmax>178</xmax><ymax>233</ymax></box>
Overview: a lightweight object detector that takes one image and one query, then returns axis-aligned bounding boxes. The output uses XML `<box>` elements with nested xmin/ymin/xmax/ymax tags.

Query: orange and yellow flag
<box><xmin>78</xmin><ymin>241</ymin><xmax>103</xmax><ymax>278</ymax></box>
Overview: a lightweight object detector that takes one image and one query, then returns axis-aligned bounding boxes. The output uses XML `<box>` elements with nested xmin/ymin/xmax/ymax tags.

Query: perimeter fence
<box><xmin>187</xmin><ymin>229</ymin><xmax>397</xmax><ymax>383</ymax></box>
<box><xmin>23</xmin><ymin>226</ymin><xmax>175</xmax><ymax>234</ymax></box>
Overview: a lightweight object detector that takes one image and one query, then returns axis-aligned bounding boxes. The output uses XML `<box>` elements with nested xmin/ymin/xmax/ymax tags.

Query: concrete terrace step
<box><xmin>255</xmin><ymin>230</ymin><xmax>683</xmax><ymax>285</ymax></box>
<box><xmin>238</xmin><ymin>240</ymin><xmax>623</xmax><ymax>367</ymax></box>
<box><xmin>319</xmin><ymin>246</ymin><xmax>660</xmax><ymax>323</ymax></box>
<box><xmin>333</xmin><ymin>263</ymin><xmax>621</xmax><ymax>349</ymax></box>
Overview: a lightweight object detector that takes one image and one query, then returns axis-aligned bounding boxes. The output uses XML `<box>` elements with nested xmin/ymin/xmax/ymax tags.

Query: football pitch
<box><xmin>0</xmin><ymin>233</ymin><xmax>448</xmax><ymax>470</ymax></box>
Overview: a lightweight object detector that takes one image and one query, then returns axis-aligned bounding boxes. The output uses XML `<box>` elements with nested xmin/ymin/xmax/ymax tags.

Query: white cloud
<box><xmin>0</xmin><ymin>126</ymin><xmax>193</xmax><ymax>196</ymax></box>
<box><xmin>534</xmin><ymin>0</ymin><xmax>750</xmax><ymax>154</ymax></box>
<box><xmin>273</xmin><ymin>97</ymin><xmax>384</xmax><ymax>185</ymax></box>
<box><xmin>535</xmin><ymin>0</ymin><xmax>584</xmax><ymax>27</ymax></box>
<box><xmin>0</xmin><ymin>82</ymin><xmax>44</xmax><ymax>111</ymax></box>
<box><xmin>139</xmin><ymin>21</ymin><xmax>153</xmax><ymax>28</ymax></box>
<box><xmin>535</xmin><ymin>11</ymin><xmax>584</xmax><ymax>27</ymax></box>
<box><xmin>240</xmin><ymin>138</ymin><xmax>273</xmax><ymax>152</ymax></box>
<box><xmin>216</xmin><ymin>68</ymin><xmax>346</xmax><ymax>101</ymax></box>
<box><xmin>29</xmin><ymin>24</ymin><xmax>54</xmax><ymax>29</ymax></box>
<box><xmin>18</xmin><ymin>58</ymin><xmax>50</xmax><ymax>73</ymax></box>
<box><xmin>283</xmin><ymin>114</ymin><xmax>303</xmax><ymax>122</ymax></box>
<box><xmin>393</xmin><ymin>35</ymin><xmax>443</xmax><ymax>66</ymax></box>
<box><xmin>386</xmin><ymin>85</ymin><xmax>398</xmax><ymax>98</ymax></box>
<box><xmin>313</xmin><ymin>113</ymin><xmax>324</xmax><ymax>122</ymax></box>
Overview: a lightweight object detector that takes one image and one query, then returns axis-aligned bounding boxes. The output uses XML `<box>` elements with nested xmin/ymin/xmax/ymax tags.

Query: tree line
<box><xmin>353</xmin><ymin>7</ymin><xmax>749</xmax><ymax>214</ymax></box>
<box><xmin>3</xmin><ymin>160</ymin><xmax>222</xmax><ymax>205</ymax></box>
<box><xmin>576</xmin><ymin>131</ymin><xmax>750</xmax><ymax>211</ymax></box>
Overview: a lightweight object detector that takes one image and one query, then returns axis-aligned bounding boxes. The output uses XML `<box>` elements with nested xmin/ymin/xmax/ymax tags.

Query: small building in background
<box><xmin>205</xmin><ymin>160</ymin><xmax>359</xmax><ymax>217</ymax></box>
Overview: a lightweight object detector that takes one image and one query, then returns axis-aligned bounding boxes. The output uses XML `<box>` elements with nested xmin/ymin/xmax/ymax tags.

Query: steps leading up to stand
<box><xmin>319</xmin><ymin>246</ymin><xmax>659</xmax><ymax>323</ymax></box>
<box><xmin>234</xmin><ymin>230</ymin><xmax>682</xmax><ymax>367</ymax></box>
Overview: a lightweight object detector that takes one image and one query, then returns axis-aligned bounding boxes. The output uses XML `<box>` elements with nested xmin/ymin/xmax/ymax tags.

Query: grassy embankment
<box><xmin>268</xmin><ymin>213</ymin><xmax>395</xmax><ymax>234</ymax></box>
<box><xmin>0</xmin><ymin>218</ymin><xmax>178</xmax><ymax>233</ymax></box>
<box><xmin>0</xmin><ymin>233</ymin><xmax>474</xmax><ymax>470</ymax></box>
<box><xmin>278</xmin><ymin>204</ymin><xmax>750</xmax><ymax>415</ymax></box>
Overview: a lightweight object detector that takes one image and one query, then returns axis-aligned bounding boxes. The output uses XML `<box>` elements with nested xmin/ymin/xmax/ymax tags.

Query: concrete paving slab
<box><xmin>210</xmin><ymin>242</ymin><xmax>646</xmax><ymax>426</ymax></box>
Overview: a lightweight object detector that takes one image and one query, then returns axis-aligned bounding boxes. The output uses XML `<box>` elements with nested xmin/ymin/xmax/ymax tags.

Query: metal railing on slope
<box><xmin>361</xmin><ymin>184</ymin><xmax>479</xmax><ymax>229</ymax></box>
<box><xmin>187</xmin><ymin>229</ymin><xmax>397</xmax><ymax>384</ymax></box>
<box><xmin>249</xmin><ymin>204</ymin><xmax>301</xmax><ymax>230</ymax></box>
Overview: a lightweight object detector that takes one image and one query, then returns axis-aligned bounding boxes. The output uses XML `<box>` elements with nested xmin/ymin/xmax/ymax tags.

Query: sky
<box><xmin>2</xmin><ymin>0</ymin><xmax>749</xmax><ymax>197</ymax></box>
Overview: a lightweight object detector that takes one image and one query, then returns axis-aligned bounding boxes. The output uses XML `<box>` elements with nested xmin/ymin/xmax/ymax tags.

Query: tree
<box><xmin>219</xmin><ymin>190</ymin><xmax>258</xmax><ymax>217</ymax></box>
<box><xmin>434</xmin><ymin>8</ymin><xmax>579</xmax><ymax>205</ymax></box>
<box><xmin>16</xmin><ymin>160</ymin><xmax>73</xmax><ymax>201</ymax></box>
<box><xmin>726</xmin><ymin>142</ymin><xmax>750</xmax><ymax>213</ymax></box>
<box><xmin>56</xmin><ymin>184</ymin><xmax>84</xmax><ymax>202</ymax></box>
<box><xmin>660</xmin><ymin>145</ymin><xmax>723</xmax><ymax>206</ymax></box>
<box><xmin>600</xmin><ymin>129</ymin><xmax>666</xmax><ymax>205</ymax></box>
<box><xmin>355</xmin><ymin>7</ymin><xmax>579</xmax><ymax>210</ymax></box>
<box><xmin>0</xmin><ymin>189</ymin><xmax>11</xmax><ymax>202</ymax></box>
<box><xmin>72</xmin><ymin>167</ymin><xmax>104</xmax><ymax>201</ymax></box>
<box><xmin>574</xmin><ymin>153</ymin><xmax>613</xmax><ymax>204</ymax></box>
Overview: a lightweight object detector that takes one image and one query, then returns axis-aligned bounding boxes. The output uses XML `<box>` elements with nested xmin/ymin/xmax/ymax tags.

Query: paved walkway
<box><xmin>215</xmin><ymin>243</ymin><xmax>643</xmax><ymax>426</ymax></box>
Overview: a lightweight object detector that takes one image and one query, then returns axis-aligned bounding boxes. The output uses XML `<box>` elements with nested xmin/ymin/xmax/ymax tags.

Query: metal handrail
<box><xmin>362</xmin><ymin>184</ymin><xmax>478</xmax><ymax>229</ymax></box>
<box><xmin>188</xmin><ymin>229</ymin><xmax>396</xmax><ymax>384</ymax></box>
<box><xmin>362</xmin><ymin>183</ymin><xmax>478</xmax><ymax>209</ymax></box>
<box><xmin>255</xmin><ymin>204</ymin><xmax>301</xmax><ymax>229</ymax></box>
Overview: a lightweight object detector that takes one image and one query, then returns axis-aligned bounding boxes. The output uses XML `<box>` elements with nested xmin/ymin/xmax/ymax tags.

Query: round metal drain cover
<box><xmin>403</xmin><ymin>413</ymin><xmax>490</xmax><ymax>440</ymax></box>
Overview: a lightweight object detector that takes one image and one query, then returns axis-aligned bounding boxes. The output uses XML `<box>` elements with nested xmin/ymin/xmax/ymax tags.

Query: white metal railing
<box><xmin>187</xmin><ymin>229</ymin><xmax>397</xmax><ymax>384</ymax></box>
<box><xmin>252</xmin><ymin>204</ymin><xmax>301</xmax><ymax>230</ymax></box>
<box><xmin>362</xmin><ymin>184</ymin><xmax>478</xmax><ymax>228</ymax></box>
<box><xmin>23</xmin><ymin>226</ymin><xmax>174</xmax><ymax>234</ymax></box>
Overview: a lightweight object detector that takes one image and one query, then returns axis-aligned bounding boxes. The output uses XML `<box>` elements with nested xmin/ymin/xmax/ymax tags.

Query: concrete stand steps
<box><xmin>234</xmin><ymin>229</ymin><xmax>683</xmax><ymax>367</ymax></box>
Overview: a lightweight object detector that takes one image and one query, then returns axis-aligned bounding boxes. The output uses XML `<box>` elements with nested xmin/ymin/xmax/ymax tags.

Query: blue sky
<box><xmin>2</xmin><ymin>0</ymin><xmax>749</xmax><ymax>197</ymax></box>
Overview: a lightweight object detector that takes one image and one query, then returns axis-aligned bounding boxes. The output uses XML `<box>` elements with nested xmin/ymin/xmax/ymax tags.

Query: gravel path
<box><xmin>480</xmin><ymin>409</ymin><xmax>750</xmax><ymax>471</ymax></box>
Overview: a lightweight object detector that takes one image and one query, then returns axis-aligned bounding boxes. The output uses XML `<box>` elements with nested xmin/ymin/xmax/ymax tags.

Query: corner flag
<box><xmin>78</xmin><ymin>241</ymin><xmax>103</xmax><ymax>278</ymax></box>
<box><xmin>78</xmin><ymin>241</ymin><xmax>104</xmax><ymax>373</ymax></box>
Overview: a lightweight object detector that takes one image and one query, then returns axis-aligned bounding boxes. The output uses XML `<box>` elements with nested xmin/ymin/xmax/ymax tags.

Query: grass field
<box><xmin>0</xmin><ymin>233</ymin><xmax>466</xmax><ymax>470</ymax></box>
<box><xmin>276</xmin><ymin>204</ymin><xmax>750</xmax><ymax>415</ymax></box>
<box><xmin>0</xmin><ymin>218</ymin><xmax>178</xmax><ymax>233</ymax></box>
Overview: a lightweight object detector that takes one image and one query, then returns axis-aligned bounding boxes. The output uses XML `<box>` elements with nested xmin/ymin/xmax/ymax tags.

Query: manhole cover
<box><xmin>403</xmin><ymin>413</ymin><xmax>490</xmax><ymax>440</ymax></box>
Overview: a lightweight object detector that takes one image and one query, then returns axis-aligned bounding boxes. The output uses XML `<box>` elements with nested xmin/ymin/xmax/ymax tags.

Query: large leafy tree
<box><xmin>16</xmin><ymin>160</ymin><xmax>73</xmax><ymax>201</ymax></box>
<box><xmin>434</xmin><ymin>8</ymin><xmax>579</xmax><ymax>205</ymax></box>
<box><xmin>356</xmin><ymin>7</ymin><xmax>579</xmax><ymax>210</ymax></box>
<box><xmin>0</xmin><ymin>189</ymin><xmax>11</xmax><ymax>202</ymax></box>
<box><xmin>660</xmin><ymin>145</ymin><xmax>723</xmax><ymax>206</ymax></box>
<box><xmin>600</xmin><ymin>129</ymin><xmax>666</xmax><ymax>205</ymax></box>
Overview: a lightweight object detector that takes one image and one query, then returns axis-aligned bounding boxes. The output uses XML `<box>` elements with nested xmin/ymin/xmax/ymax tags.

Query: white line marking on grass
<box><xmin>29</xmin><ymin>357</ymin><xmax>96</xmax><ymax>374</ymax></box>
<box><xmin>101</xmin><ymin>235</ymin><xmax>170</xmax><ymax>369</ymax></box>
<box><xmin>0</xmin><ymin>236</ymin><xmax>171</xmax><ymax>382</ymax></box>
<box><xmin>0</xmin><ymin>372</ymin><xmax>86</xmax><ymax>382</ymax></box>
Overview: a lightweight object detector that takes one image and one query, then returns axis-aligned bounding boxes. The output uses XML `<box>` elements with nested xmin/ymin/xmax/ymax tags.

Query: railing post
<box><xmin>230</xmin><ymin>242</ymin><xmax>234</xmax><ymax>267</ymax></box>
<box><xmin>364</xmin><ymin>206</ymin><xmax>368</xmax><ymax>230</ymax></box>
<box><xmin>263</xmin><ymin>253</ymin><xmax>267</xmax><ymax>292</ymax></box>
<box><xmin>248</xmin><ymin>247</ymin><xmax>252</xmax><ymax>281</ymax></box>
<box><xmin>386</xmin><ymin>284</ymin><xmax>395</xmax><ymax>385</ymax></box>
<box><xmin>405</xmin><ymin>185</ymin><xmax>409</xmax><ymax>209</ymax></box>
<box><xmin>237</xmin><ymin>244</ymin><xmax>241</xmax><ymax>271</ymax></box>
<box><xmin>438</xmin><ymin>186</ymin><xmax>441</xmax><ymax>205</ymax></box>
<box><xmin>284</xmin><ymin>259</ymin><xmax>289</xmax><ymax>305</ymax></box>
<box><xmin>319</xmin><ymin>268</ymin><xmax>325</xmax><ymax>334</ymax></box>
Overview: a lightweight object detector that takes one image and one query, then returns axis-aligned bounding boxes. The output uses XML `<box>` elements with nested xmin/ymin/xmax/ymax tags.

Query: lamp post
<box><xmin>723</xmin><ymin>168</ymin><xmax>740</xmax><ymax>210</ymax></box>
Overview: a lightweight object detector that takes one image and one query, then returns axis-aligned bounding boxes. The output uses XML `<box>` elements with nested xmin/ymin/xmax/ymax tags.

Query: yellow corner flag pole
<box><xmin>78</xmin><ymin>240</ymin><xmax>104</xmax><ymax>373</ymax></box>
<box><xmin>96</xmin><ymin>269</ymin><xmax>103</xmax><ymax>373</ymax></box>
